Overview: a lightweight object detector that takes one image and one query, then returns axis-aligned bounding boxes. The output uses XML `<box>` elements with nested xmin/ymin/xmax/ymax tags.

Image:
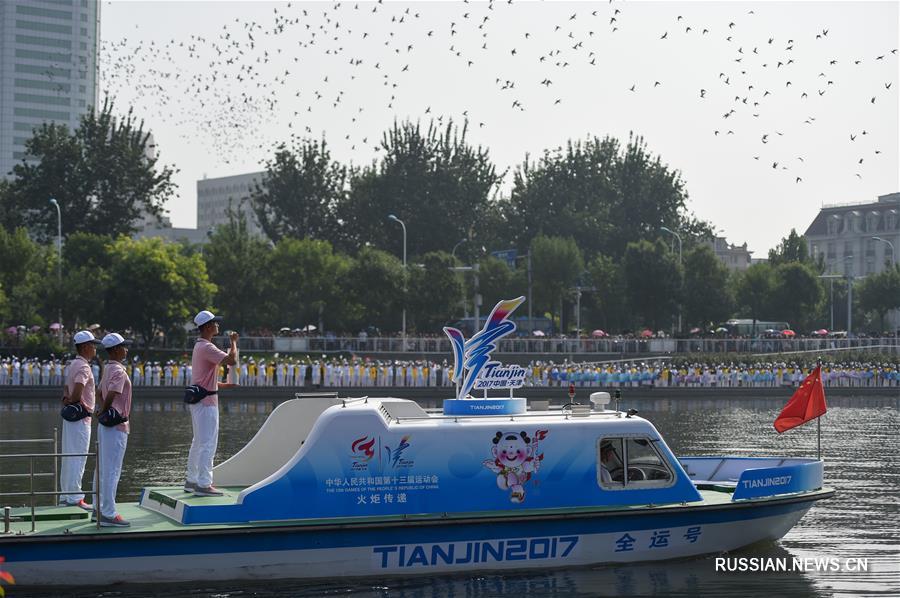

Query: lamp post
<box><xmin>388</xmin><ymin>214</ymin><xmax>407</xmax><ymax>351</ymax></box>
<box><xmin>49</xmin><ymin>198</ymin><xmax>62</xmax><ymax>342</ymax></box>
<box><xmin>660</xmin><ymin>226</ymin><xmax>683</xmax><ymax>334</ymax></box>
<box><xmin>844</xmin><ymin>255</ymin><xmax>853</xmax><ymax>336</ymax></box>
<box><xmin>872</xmin><ymin>236</ymin><xmax>895</xmax><ymax>267</ymax></box>
<box><xmin>451</xmin><ymin>238</ymin><xmax>467</xmax><ymax>260</ymax></box>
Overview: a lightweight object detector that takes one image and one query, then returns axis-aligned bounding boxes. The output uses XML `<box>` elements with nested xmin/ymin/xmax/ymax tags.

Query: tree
<box><xmin>501</xmin><ymin>133</ymin><xmax>711</xmax><ymax>260</ymax></box>
<box><xmin>857</xmin><ymin>266</ymin><xmax>900</xmax><ymax>332</ymax></box>
<box><xmin>474</xmin><ymin>256</ymin><xmax>515</xmax><ymax>314</ymax></box>
<box><xmin>267</xmin><ymin>238</ymin><xmax>354</xmax><ymax>332</ymax></box>
<box><xmin>408</xmin><ymin>251</ymin><xmax>464</xmax><ymax>331</ymax></box>
<box><xmin>337</xmin><ymin>119</ymin><xmax>503</xmax><ymax>257</ymax></box>
<box><xmin>768</xmin><ymin>229</ymin><xmax>823</xmax><ymax>271</ymax></box>
<box><xmin>584</xmin><ymin>254</ymin><xmax>629</xmax><ymax>332</ymax></box>
<box><xmin>0</xmin><ymin>227</ymin><xmax>51</xmax><ymax>326</ymax></box>
<box><xmin>734</xmin><ymin>263</ymin><xmax>774</xmax><ymax>336</ymax></box>
<box><xmin>530</xmin><ymin>235</ymin><xmax>584</xmax><ymax>328</ymax></box>
<box><xmin>683</xmin><ymin>245</ymin><xmax>733</xmax><ymax>329</ymax></box>
<box><xmin>770</xmin><ymin>262</ymin><xmax>824</xmax><ymax>331</ymax></box>
<box><xmin>104</xmin><ymin>237</ymin><xmax>215</xmax><ymax>346</ymax></box>
<box><xmin>343</xmin><ymin>247</ymin><xmax>404</xmax><ymax>332</ymax></box>
<box><xmin>8</xmin><ymin>98</ymin><xmax>175</xmax><ymax>241</ymax></box>
<box><xmin>622</xmin><ymin>239</ymin><xmax>682</xmax><ymax>331</ymax></box>
<box><xmin>251</xmin><ymin>138</ymin><xmax>347</xmax><ymax>244</ymax></box>
<box><xmin>203</xmin><ymin>208</ymin><xmax>272</xmax><ymax>332</ymax></box>
<box><xmin>60</xmin><ymin>232</ymin><xmax>114</xmax><ymax>328</ymax></box>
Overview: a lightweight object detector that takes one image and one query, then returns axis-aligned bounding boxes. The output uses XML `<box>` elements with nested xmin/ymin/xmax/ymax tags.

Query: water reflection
<box><xmin>1</xmin><ymin>398</ymin><xmax>898</xmax><ymax>597</ymax></box>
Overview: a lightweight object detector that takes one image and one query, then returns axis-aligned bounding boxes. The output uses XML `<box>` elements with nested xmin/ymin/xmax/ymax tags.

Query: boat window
<box><xmin>597</xmin><ymin>437</ymin><xmax>674</xmax><ymax>490</ymax></box>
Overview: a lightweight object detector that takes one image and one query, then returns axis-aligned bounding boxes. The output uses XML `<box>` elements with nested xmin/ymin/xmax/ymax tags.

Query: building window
<box><xmin>14</xmin><ymin>53</ymin><xmax>72</xmax><ymax>68</ymax></box>
<box><xmin>598</xmin><ymin>437</ymin><xmax>673</xmax><ymax>490</ymax></box>
<box><xmin>15</xmin><ymin>20</ymin><xmax>73</xmax><ymax>35</ymax></box>
<box><xmin>15</xmin><ymin>34</ymin><xmax>72</xmax><ymax>50</ymax></box>
<box><xmin>16</xmin><ymin>5</ymin><xmax>73</xmax><ymax>20</ymax></box>
<box><xmin>14</xmin><ymin>93</ymin><xmax>71</xmax><ymax>106</ymax></box>
<box><xmin>14</xmin><ymin>106</ymin><xmax>69</xmax><ymax>120</ymax></box>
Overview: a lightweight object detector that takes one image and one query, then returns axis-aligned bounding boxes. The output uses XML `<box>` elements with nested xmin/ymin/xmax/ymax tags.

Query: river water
<box><xmin>0</xmin><ymin>394</ymin><xmax>897</xmax><ymax>598</ymax></box>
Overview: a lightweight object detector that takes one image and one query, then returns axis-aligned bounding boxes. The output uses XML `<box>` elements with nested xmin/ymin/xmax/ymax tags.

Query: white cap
<box><xmin>193</xmin><ymin>310</ymin><xmax>223</xmax><ymax>328</ymax></box>
<box><xmin>73</xmin><ymin>330</ymin><xmax>101</xmax><ymax>345</ymax></box>
<box><xmin>101</xmin><ymin>332</ymin><xmax>132</xmax><ymax>349</ymax></box>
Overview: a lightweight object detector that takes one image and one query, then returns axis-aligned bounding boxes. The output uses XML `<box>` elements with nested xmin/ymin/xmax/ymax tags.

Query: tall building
<box><xmin>0</xmin><ymin>0</ymin><xmax>100</xmax><ymax>178</ymax></box>
<box><xmin>804</xmin><ymin>192</ymin><xmax>900</xmax><ymax>277</ymax></box>
<box><xmin>197</xmin><ymin>171</ymin><xmax>266</xmax><ymax>237</ymax></box>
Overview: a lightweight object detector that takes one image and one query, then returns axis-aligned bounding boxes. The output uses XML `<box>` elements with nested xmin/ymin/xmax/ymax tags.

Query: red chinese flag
<box><xmin>774</xmin><ymin>365</ymin><xmax>828</xmax><ymax>433</ymax></box>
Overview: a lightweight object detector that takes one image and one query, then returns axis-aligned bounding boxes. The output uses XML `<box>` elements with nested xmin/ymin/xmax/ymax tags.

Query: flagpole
<box><xmin>816</xmin><ymin>359</ymin><xmax>822</xmax><ymax>461</ymax></box>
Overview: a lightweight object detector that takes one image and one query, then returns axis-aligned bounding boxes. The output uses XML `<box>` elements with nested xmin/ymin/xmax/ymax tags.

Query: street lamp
<box><xmin>844</xmin><ymin>255</ymin><xmax>854</xmax><ymax>336</ymax></box>
<box><xmin>387</xmin><ymin>214</ymin><xmax>407</xmax><ymax>351</ymax></box>
<box><xmin>49</xmin><ymin>198</ymin><xmax>62</xmax><ymax>342</ymax></box>
<box><xmin>660</xmin><ymin>226</ymin><xmax>683</xmax><ymax>333</ymax></box>
<box><xmin>872</xmin><ymin>236</ymin><xmax>895</xmax><ymax>267</ymax></box>
<box><xmin>451</xmin><ymin>238</ymin><xmax>467</xmax><ymax>260</ymax></box>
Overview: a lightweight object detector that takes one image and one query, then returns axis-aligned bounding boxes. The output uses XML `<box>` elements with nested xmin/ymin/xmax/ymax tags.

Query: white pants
<box><xmin>60</xmin><ymin>419</ymin><xmax>91</xmax><ymax>504</ymax></box>
<box><xmin>93</xmin><ymin>426</ymin><xmax>127</xmax><ymax>519</ymax></box>
<box><xmin>186</xmin><ymin>403</ymin><xmax>219</xmax><ymax>488</ymax></box>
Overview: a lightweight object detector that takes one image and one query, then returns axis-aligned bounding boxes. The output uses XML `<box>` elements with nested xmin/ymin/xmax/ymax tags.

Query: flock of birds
<box><xmin>88</xmin><ymin>1</ymin><xmax>898</xmax><ymax>184</ymax></box>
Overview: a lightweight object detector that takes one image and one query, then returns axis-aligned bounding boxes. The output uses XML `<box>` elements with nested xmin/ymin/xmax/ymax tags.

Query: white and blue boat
<box><xmin>0</xmin><ymin>298</ymin><xmax>833</xmax><ymax>587</ymax></box>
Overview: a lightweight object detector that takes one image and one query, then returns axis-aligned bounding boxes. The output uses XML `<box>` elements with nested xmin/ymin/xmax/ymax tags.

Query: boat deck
<box><xmin>2</xmin><ymin>487</ymin><xmax>742</xmax><ymax>538</ymax></box>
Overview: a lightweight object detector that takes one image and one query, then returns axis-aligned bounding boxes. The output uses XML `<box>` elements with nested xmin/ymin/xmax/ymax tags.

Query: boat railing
<box><xmin>388</xmin><ymin>407</ymin><xmax>624</xmax><ymax>424</ymax></box>
<box><xmin>0</xmin><ymin>433</ymin><xmax>101</xmax><ymax>532</ymax></box>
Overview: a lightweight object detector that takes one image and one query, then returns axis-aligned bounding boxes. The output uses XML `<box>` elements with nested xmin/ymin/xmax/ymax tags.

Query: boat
<box><xmin>0</xmin><ymin>297</ymin><xmax>833</xmax><ymax>587</ymax></box>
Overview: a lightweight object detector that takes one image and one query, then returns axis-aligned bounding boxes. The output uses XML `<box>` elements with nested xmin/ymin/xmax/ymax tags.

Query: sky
<box><xmin>99</xmin><ymin>0</ymin><xmax>899</xmax><ymax>256</ymax></box>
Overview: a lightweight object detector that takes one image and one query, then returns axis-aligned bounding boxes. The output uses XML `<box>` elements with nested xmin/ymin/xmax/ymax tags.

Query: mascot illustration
<box><xmin>483</xmin><ymin>430</ymin><xmax>548</xmax><ymax>503</ymax></box>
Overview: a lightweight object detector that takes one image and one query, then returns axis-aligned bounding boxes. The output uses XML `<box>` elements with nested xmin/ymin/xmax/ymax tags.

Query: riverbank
<box><xmin>4</xmin><ymin>384</ymin><xmax>898</xmax><ymax>403</ymax></box>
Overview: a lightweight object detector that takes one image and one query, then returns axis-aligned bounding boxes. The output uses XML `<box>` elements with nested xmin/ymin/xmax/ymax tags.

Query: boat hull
<box><xmin>2</xmin><ymin>491</ymin><xmax>830</xmax><ymax>587</ymax></box>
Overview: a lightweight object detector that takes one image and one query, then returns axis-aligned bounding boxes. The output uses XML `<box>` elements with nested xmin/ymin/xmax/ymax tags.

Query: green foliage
<box><xmin>683</xmin><ymin>244</ymin><xmax>733</xmax><ymax>328</ymax></box>
<box><xmin>734</xmin><ymin>263</ymin><xmax>775</xmax><ymax>332</ymax></box>
<box><xmin>103</xmin><ymin>236</ymin><xmax>215</xmax><ymax>345</ymax></box>
<box><xmin>502</xmin><ymin>133</ymin><xmax>710</xmax><ymax>260</ymax></box>
<box><xmin>7</xmin><ymin>98</ymin><xmax>175</xmax><ymax>241</ymax></box>
<box><xmin>622</xmin><ymin>239</ymin><xmax>682</xmax><ymax>331</ymax></box>
<box><xmin>768</xmin><ymin>229</ymin><xmax>823</xmax><ymax>272</ymax></box>
<box><xmin>475</xmin><ymin>256</ymin><xmax>515</xmax><ymax>312</ymax></box>
<box><xmin>251</xmin><ymin>139</ymin><xmax>346</xmax><ymax>244</ymax></box>
<box><xmin>61</xmin><ymin>232</ymin><xmax>114</xmax><ymax>327</ymax></box>
<box><xmin>204</xmin><ymin>208</ymin><xmax>273</xmax><ymax>331</ymax></box>
<box><xmin>343</xmin><ymin>246</ymin><xmax>404</xmax><ymax>332</ymax></box>
<box><xmin>584</xmin><ymin>254</ymin><xmax>629</xmax><ymax>332</ymax></box>
<box><xmin>530</xmin><ymin>235</ymin><xmax>584</xmax><ymax>326</ymax></box>
<box><xmin>0</xmin><ymin>227</ymin><xmax>52</xmax><ymax>325</ymax></box>
<box><xmin>770</xmin><ymin>262</ymin><xmax>823</xmax><ymax>331</ymax></box>
<box><xmin>857</xmin><ymin>265</ymin><xmax>900</xmax><ymax>332</ymax></box>
<box><xmin>336</xmin><ymin>119</ymin><xmax>503</xmax><ymax>256</ymax></box>
<box><xmin>267</xmin><ymin>237</ymin><xmax>355</xmax><ymax>331</ymax></box>
<box><xmin>21</xmin><ymin>333</ymin><xmax>65</xmax><ymax>358</ymax></box>
<box><xmin>408</xmin><ymin>251</ymin><xmax>463</xmax><ymax>331</ymax></box>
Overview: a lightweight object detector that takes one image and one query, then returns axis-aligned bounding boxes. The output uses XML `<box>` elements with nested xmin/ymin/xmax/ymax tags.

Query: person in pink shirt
<box><xmin>185</xmin><ymin>310</ymin><xmax>239</xmax><ymax>497</ymax></box>
<box><xmin>59</xmin><ymin>330</ymin><xmax>101</xmax><ymax>510</ymax></box>
<box><xmin>94</xmin><ymin>333</ymin><xmax>133</xmax><ymax>527</ymax></box>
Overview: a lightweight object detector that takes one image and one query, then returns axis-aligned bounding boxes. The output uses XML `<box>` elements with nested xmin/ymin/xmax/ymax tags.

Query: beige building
<box><xmin>804</xmin><ymin>192</ymin><xmax>900</xmax><ymax>277</ymax></box>
<box><xmin>706</xmin><ymin>236</ymin><xmax>753</xmax><ymax>271</ymax></box>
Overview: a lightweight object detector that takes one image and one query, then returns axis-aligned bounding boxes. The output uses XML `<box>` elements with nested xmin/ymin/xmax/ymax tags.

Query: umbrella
<box><xmin>4</xmin><ymin>326</ymin><xmax>16</xmax><ymax>335</ymax></box>
<box><xmin>29</xmin><ymin>325</ymin><xmax>41</xmax><ymax>332</ymax></box>
<box><xmin>591</xmin><ymin>329</ymin><xmax>607</xmax><ymax>338</ymax></box>
<box><xmin>279</xmin><ymin>327</ymin><xmax>291</xmax><ymax>334</ymax></box>
<box><xmin>640</xmin><ymin>329</ymin><xmax>653</xmax><ymax>338</ymax></box>
<box><xmin>715</xmin><ymin>326</ymin><xmax>729</xmax><ymax>333</ymax></box>
<box><xmin>689</xmin><ymin>327</ymin><xmax>702</xmax><ymax>335</ymax></box>
<box><xmin>781</xmin><ymin>329</ymin><xmax>796</xmax><ymax>337</ymax></box>
<box><xmin>532</xmin><ymin>330</ymin><xmax>546</xmax><ymax>337</ymax></box>
<box><xmin>302</xmin><ymin>324</ymin><xmax>317</xmax><ymax>332</ymax></box>
<box><xmin>87</xmin><ymin>323</ymin><xmax>100</xmax><ymax>331</ymax></box>
<box><xmin>49</xmin><ymin>322</ymin><xmax>62</xmax><ymax>331</ymax></box>
<box><xmin>813</xmin><ymin>329</ymin><xmax>828</xmax><ymax>336</ymax></box>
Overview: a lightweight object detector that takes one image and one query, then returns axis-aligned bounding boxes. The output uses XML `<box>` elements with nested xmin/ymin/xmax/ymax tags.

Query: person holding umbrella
<box><xmin>184</xmin><ymin>310</ymin><xmax>238</xmax><ymax>497</ymax></box>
